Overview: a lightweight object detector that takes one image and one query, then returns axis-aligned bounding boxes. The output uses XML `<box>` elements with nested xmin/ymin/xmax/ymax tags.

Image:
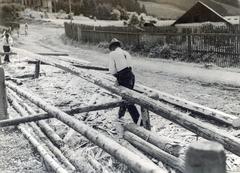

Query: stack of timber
<box><xmin>21</xmin><ymin>47</ymin><xmax>238</xmax><ymax>128</ymax></box>
<box><xmin>6</xmin><ymin>82</ymin><xmax>165</xmax><ymax>173</ymax></box>
<box><xmin>10</xmin><ymin>48</ymin><xmax>240</xmax><ymax>158</ymax></box>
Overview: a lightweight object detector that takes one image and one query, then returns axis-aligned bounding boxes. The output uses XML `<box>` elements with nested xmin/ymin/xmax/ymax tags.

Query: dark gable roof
<box><xmin>173</xmin><ymin>1</ymin><xmax>231</xmax><ymax>26</ymax></box>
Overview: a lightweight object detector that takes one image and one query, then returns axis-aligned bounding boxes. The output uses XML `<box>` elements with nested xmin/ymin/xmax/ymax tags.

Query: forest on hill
<box><xmin>55</xmin><ymin>0</ymin><xmax>147</xmax><ymax>20</ymax></box>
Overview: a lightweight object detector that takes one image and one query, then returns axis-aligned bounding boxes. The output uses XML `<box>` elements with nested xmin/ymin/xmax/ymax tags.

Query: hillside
<box><xmin>140</xmin><ymin>0</ymin><xmax>240</xmax><ymax>19</ymax></box>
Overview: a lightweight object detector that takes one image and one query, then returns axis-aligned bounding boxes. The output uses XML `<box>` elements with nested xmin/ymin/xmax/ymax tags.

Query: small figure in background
<box><xmin>24</xmin><ymin>23</ymin><xmax>28</xmax><ymax>36</ymax></box>
<box><xmin>2</xmin><ymin>32</ymin><xmax>13</xmax><ymax>63</ymax></box>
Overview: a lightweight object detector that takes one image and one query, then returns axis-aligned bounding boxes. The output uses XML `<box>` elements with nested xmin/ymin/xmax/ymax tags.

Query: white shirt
<box><xmin>109</xmin><ymin>47</ymin><xmax>132</xmax><ymax>75</ymax></box>
<box><xmin>2</xmin><ymin>36</ymin><xmax>13</xmax><ymax>46</ymax></box>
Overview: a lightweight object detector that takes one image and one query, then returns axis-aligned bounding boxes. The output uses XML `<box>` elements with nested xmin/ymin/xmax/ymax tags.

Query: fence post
<box><xmin>34</xmin><ymin>60</ymin><xmax>40</xmax><ymax>79</ymax></box>
<box><xmin>185</xmin><ymin>141</ymin><xmax>226</xmax><ymax>173</ymax></box>
<box><xmin>0</xmin><ymin>67</ymin><xmax>8</xmax><ymax>120</ymax></box>
<box><xmin>187</xmin><ymin>34</ymin><xmax>192</xmax><ymax>58</ymax></box>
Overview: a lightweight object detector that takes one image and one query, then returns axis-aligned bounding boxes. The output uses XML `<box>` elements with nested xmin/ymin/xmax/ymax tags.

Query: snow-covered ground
<box><xmin>1</xmin><ymin>17</ymin><xmax>240</xmax><ymax>172</ymax></box>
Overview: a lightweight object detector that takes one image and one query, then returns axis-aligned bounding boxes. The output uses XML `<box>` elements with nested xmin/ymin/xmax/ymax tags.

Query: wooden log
<box><xmin>15</xmin><ymin>59</ymin><xmax>240</xmax><ymax>157</ymax></box>
<box><xmin>88</xmin><ymin>156</ymin><xmax>110</xmax><ymax>173</ymax></box>
<box><xmin>185</xmin><ymin>141</ymin><xmax>226</xmax><ymax>173</ymax></box>
<box><xmin>6</xmin><ymin>82</ymin><xmax>165</xmax><ymax>173</ymax></box>
<box><xmin>14</xmin><ymin>73</ymin><xmax>45</xmax><ymax>79</ymax></box>
<box><xmin>27</xmin><ymin>60</ymin><xmax>48</xmax><ymax>65</ymax></box>
<box><xmin>14</xmin><ymin>49</ymin><xmax>240</xmax><ymax>155</ymax></box>
<box><xmin>5</xmin><ymin>76</ymin><xmax>23</xmax><ymax>85</ymax></box>
<box><xmin>8</xmin><ymin>89</ymin><xmax>64</xmax><ymax>148</ymax></box>
<box><xmin>0</xmin><ymin>100</ymin><xmax>123</xmax><ymax>127</ymax></box>
<box><xmin>7</xmin><ymin>93</ymin><xmax>76</xmax><ymax>171</ymax></box>
<box><xmin>9</xmin><ymin>106</ymin><xmax>68</xmax><ymax>173</ymax></box>
<box><xmin>124</xmin><ymin>131</ymin><xmax>185</xmax><ymax>173</ymax></box>
<box><xmin>37</xmin><ymin>53</ymin><xmax>69</xmax><ymax>56</ymax></box>
<box><xmin>123</xmin><ymin>123</ymin><xmax>182</xmax><ymax>157</ymax></box>
<box><xmin>0</xmin><ymin>112</ymin><xmax>50</xmax><ymax>127</ymax></box>
<box><xmin>0</xmin><ymin>67</ymin><xmax>8</xmax><ymax>120</ymax></box>
<box><xmin>0</xmin><ymin>52</ymin><xmax>17</xmax><ymax>55</ymax></box>
<box><xmin>34</xmin><ymin>60</ymin><xmax>40</xmax><ymax>79</ymax></box>
<box><xmin>136</xmin><ymin>84</ymin><xmax>237</xmax><ymax>126</ymax></box>
<box><xmin>73</xmin><ymin>64</ymin><xmax>109</xmax><ymax>71</ymax></box>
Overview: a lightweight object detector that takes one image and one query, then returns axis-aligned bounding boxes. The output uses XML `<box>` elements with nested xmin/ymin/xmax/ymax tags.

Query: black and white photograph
<box><xmin>0</xmin><ymin>0</ymin><xmax>240</xmax><ymax>172</ymax></box>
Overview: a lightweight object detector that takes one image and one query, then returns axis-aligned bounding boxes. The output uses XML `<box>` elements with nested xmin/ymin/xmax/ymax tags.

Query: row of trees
<box><xmin>54</xmin><ymin>0</ymin><xmax>147</xmax><ymax>20</ymax></box>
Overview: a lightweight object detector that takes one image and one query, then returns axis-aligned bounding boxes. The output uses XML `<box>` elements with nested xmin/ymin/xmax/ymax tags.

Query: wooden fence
<box><xmin>64</xmin><ymin>22</ymin><xmax>240</xmax><ymax>67</ymax></box>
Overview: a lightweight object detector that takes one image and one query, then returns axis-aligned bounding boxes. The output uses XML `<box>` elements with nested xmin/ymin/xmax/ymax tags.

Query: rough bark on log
<box><xmin>124</xmin><ymin>131</ymin><xmax>185</xmax><ymax>173</ymax></box>
<box><xmin>136</xmin><ymin>84</ymin><xmax>237</xmax><ymax>126</ymax></box>
<box><xmin>17</xmin><ymin>123</ymin><xmax>68</xmax><ymax>173</ymax></box>
<box><xmin>73</xmin><ymin>64</ymin><xmax>109</xmax><ymax>71</ymax></box>
<box><xmin>7</xmin><ymin>93</ymin><xmax>75</xmax><ymax>171</ymax></box>
<box><xmin>8</xmin><ymin>89</ymin><xmax>64</xmax><ymax>148</ymax></box>
<box><xmin>124</xmin><ymin>123</ymin><xmax>183</xmax><ymax>157</ymax></box>
<box><xmin>0</xmin><ymin>101</ymin><xmax>123</xmax><ymax>127</ymax></box>
<box><xmin>6</xmin><ymin>82</ymin><xmax>165</xmax><ymax>173</ymax></box>
<box><xmin>13</xmin><ymin>57</ymin><xmax>240</xmax><ymax>157</ymax></box>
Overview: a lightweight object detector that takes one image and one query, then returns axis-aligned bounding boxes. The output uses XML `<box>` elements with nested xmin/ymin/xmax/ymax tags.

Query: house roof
<box><xmin>172</xmin><ymin>1</ymin><xmax>231</xmax><ymax>26</ymax></box>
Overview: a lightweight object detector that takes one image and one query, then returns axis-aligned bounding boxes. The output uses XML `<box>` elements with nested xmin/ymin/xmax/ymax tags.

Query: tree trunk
<box><xmin>0</xmin><ymin>101</ymin><xmax>123</xmax><ymax>127</ymax></box>
<box><xmin>124</xmin><ymin>123</ymin><xmax>183</xmax><ymax>157</ymax></box>
<box><xmin>136</xmin><ymin>84</ymin><xmax>237</xmax><ymax>126</ymax></box>
<box><xmin>124</xmin><ymin>131</ymin><xmax>185</xmax><ymax>173</ymax></box>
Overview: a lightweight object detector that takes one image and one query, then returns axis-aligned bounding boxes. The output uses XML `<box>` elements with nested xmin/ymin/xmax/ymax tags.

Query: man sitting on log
<box><xmin>108</xmin><ymin>38</ymin><xmax>142</xmax><ymax>125</ymax></box>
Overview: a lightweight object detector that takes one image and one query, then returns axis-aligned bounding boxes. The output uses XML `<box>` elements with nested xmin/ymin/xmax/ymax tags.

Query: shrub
<box><xmin>0</xmin><ymin>3</ymin><xmax>23</xmax><ymax>21</ymax></box>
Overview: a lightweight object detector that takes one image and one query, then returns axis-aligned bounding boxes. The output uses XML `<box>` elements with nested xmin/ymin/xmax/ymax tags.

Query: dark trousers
<box><xmin>3</xmin><ymin>46</ymin><xmax>10</xmax><ymax>62</ymax></box>
<box><xmin>115</xmin><ymin>67</ymin><xmax>142</xmax><ymax>124</ymax></box>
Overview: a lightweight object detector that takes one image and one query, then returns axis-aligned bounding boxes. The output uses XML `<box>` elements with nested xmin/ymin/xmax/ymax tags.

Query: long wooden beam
<box><xmin>0</xmin><ymin>100</ymin><xmax>123</xmax><ymax>127</ymax></box>
<box><xmin>136</xmin><ymin>84</ymin><xmax>237</xmax><ymax>126</ymax></box>
<box><xmin>124</xmin><ymin>131</ymin><xmax>185</xmax><ymax>173</ymax></box>
<box><xmin>15</xmin><ymin>53</ymin><xmax>240</xmax><ymax>157</ymax></box>
<box><xmin>124</xmin><ymin>123</ymin><xmax>183</xmax><ymax>157</ymax></box>
<box><xmin>6</xmin><ymin>82</ymin><xmax>165</xmax><ymax>173</ymax></box>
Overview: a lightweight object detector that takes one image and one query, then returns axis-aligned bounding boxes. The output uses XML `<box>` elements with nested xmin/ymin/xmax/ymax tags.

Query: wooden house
<box><xmin>172</xmin><ymin>1</ymin><xmax>231</xmax><ymax>26</ymax></box>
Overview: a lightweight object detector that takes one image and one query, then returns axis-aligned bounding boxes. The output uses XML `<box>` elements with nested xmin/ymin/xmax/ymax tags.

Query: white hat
<box><xmin>109</xmin><ymin>38</ymin><xmax>122</xmax><ymax>49</ymax></box>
